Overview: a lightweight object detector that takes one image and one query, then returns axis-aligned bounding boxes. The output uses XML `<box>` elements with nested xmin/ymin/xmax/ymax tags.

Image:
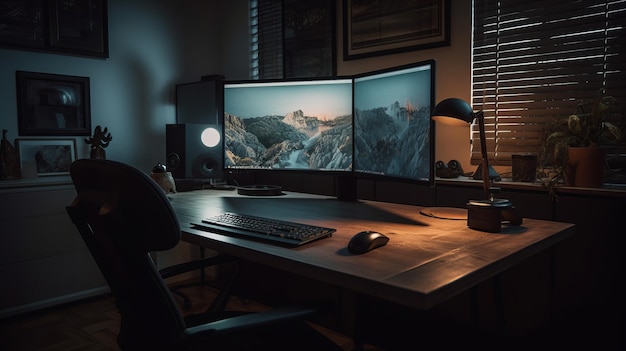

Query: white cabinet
<box><xmin>0</xmin><ymin>179</ymin><xmax>108</xmax><ymax>319</ymax></box>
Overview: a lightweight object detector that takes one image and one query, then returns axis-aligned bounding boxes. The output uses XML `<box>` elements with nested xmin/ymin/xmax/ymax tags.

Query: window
<box><xmin>250</xmin><ymin>0</ymin><xmax>283</xmax><ymax>79</ymax></box>
<box><xmin>250</xmin><ymin>0</ymin><xmax>335</xmax><ymax>80</ymax></box>
<box><xmin>472</xmin><ymin>0</ymin><xmax>626</xmax><ymax>166</ymax></box>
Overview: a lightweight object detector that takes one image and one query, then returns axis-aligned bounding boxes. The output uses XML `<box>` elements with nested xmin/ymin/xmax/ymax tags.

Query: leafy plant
<box><xmin>539</xmin><ymin>89</ymin><xmax>622</xmax><ymax>178</ymax></box>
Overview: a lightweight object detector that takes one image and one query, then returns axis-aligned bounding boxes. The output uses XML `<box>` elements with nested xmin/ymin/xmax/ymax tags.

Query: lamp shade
<box><xmin>431</xmin><ymin>98</ymin><xmax>475</xmax><ymax>126</ymax></box>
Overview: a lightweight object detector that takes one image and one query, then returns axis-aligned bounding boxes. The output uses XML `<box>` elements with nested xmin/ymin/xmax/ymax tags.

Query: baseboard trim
<box><xmin>0</xmin><ymin>286</ymin><xmax>110</xmax><ymax>320</ymax></box>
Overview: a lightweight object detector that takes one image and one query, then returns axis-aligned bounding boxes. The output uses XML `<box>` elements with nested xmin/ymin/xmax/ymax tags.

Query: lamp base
<box><xmin>466</xmin><ymin>198</ymin><xmax>522</xmax><ymax>232</ymax></box>
<box><xmin>472</xmin><ymin>163</ymin><xmax>501</xmax><ymax>181</ymax></box>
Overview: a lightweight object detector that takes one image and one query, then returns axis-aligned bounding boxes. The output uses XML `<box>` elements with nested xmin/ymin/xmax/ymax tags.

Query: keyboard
<box><xmin>191</xmin><ymin>212</ymin><xmax>335</xmax><ymax>247</ymax></box>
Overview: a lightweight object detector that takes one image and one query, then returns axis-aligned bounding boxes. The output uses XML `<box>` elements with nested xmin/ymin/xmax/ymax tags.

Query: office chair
<box><xmin>65</xmin><ymin>159</ymin><xmax>342</xmax><ymax>350</ymax></box>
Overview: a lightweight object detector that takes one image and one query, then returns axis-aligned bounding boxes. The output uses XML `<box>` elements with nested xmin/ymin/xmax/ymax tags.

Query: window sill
<box><xmin>436</xmin><ymin>176</ymin><xmax>626</xmax><ymax>199</ymax></box>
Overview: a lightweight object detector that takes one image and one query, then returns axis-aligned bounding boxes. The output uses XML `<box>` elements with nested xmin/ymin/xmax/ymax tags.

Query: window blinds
<box><xmin>251</xmin><ymin>0</ymin><xmax>283</xmax><ymax>79</ymax></box>
<box><xmin>472</xmin><ymin>0</ymin><xmax>626</xmax><ymax>166</ymax></box>
<box><xmin>251</xmin><ymin>0</ymin><xmax>334</xmax><ymax>79</ymax></box>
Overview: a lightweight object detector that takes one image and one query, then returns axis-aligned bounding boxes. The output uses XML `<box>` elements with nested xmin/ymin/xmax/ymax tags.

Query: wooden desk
<box><xmin>169</xmin><ymin>190</ymin><xmax>574</xmax><ymax>312</ymax></box>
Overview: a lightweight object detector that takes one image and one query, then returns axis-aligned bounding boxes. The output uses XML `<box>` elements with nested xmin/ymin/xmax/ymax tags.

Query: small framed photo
<box><xmin>16</xmin><ymin>138</ymin><xmax>77</xmax><ymax>176</ymax></box>
<box><xmin>16</xmin><ymin>70</ymin><xmax>91</xmax><ymax>136</ymax></box>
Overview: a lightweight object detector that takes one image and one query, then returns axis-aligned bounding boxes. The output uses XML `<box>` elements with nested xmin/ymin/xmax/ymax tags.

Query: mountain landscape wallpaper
<box><xmin>354</xmin><ymin>101</ymin><xmax>431</xmax><ymax>180</ymax></box>
<box><xmin>353</xmin><ymin>66</ymin><xmax>432</xmax><ymax>181</ymax></box>
<box><xmin>224</xmin><ymin>64</ymin><xmax>432</xmax><ymax>181</ymax></box>
<box><xmin>224</xmin><ymin>80</ymin><xmax>353</xmax><ymax>171</ymax></box>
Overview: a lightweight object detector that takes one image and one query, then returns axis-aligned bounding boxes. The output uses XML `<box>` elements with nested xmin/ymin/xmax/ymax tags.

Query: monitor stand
<box><xmin>237</xmin><ymin>184</ymin><xmax>283</xmax><ymax>196</ymax></box>
<box><xmin>336</xmin><ymin>174</ymin><xmax>357</xmax><ymax>202</ymax></box>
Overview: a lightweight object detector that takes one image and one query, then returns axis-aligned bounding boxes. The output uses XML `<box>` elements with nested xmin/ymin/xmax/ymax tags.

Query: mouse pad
<box><xmin>419</xmin><ymin>207</ymin><xmax>468</xmax><ymax>220</ymax></box>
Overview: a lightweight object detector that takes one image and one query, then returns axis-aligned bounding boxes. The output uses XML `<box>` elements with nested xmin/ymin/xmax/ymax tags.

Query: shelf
<box><xmin>0</xmin><ymin>176</ymin><xmax>72</xmax><ymax>190</ymax></box>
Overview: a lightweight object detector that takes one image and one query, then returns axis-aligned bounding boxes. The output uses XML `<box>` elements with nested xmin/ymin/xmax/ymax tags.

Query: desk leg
<box><xmin>199</xmin><ymin>246</ymin><xmax>206</xmax><ymax>283</ymax></box>
<box><xmin>354</xmin><ymin>293</ymin><xmax>364</xmax><ymax>351</ymax></box>
<box><xmin>493</xmin><ymin>274</ymin><xmax>505</xmax><ymax>333</ymax></box>
<box><xmin>548</xmin><ymin>245</ymin><xmax>557</xmax><ymax>321</ymax></box>
<box><xmin>474</xmin><ymin>276</ymin><xmax>505</xmax><ymax>334</ymax></box>
<box><xmin>339</xmin><ymin>289</ymin><xmax>364</xmax><ymax>351</ymax></box>
<box><xmin>470</xmin><ymin>285</ymin><xmax>479</xmax><ymax>324</ymax></box>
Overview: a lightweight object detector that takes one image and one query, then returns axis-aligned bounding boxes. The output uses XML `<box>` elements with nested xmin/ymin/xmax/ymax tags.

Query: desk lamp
<box><xmin>431</xmin><ymin>98</ymin><xmax>522</xmax><ymax>232</ymax></box>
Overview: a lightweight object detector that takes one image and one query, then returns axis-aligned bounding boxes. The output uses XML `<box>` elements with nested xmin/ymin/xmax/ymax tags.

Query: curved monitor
<box><xmin>223</xmin><ymin>78</ymin><xmax>353</xmax><ymax>173</ymax></box>
<box><xmin>353</xmin><ymin>60</ymin><xmax>435</xmax><ymax>185</ymax></box>
<box><xmin>222</xmin><ymin>60</ymin><xmax>436</xmax><ymax>189</ymax></box>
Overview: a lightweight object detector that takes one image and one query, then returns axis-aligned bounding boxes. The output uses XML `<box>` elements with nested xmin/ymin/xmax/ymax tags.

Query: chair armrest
<box><xmin>183</xmin><ymin>305</ymin><xmax>316</xmax><ymax>343</ymax></box>
<box><xmin>161</xmin><ymin>254</ymin><xmax>240</xmax><ymax>314</ymax></box>
<box><xmin>158</xmin><ymin>254</ymin><xmax>238</xmax><ymax>280</ymax></box>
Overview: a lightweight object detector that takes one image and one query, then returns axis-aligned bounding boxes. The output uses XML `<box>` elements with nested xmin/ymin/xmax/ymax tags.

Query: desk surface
<box><xmin>169</xmin><ymin>190</ymin><xmax>575</xmax><ymax>310</ymax></box>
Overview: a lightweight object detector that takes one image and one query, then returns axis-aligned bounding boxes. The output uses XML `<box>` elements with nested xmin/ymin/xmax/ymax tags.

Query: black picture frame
<box><xmin>47</xmin><ymin>0</ymin><xmax>108</xmax><ymax>57</ymax></box>
<box><xmin>0</xmin><ymin>0</ymin><xmax>109</xmax><ymax>58</ymax></box>
<box><xmin>343</xmin><ymin>0</ymin><xmax>450</xmax><ymax>60</ymax></box>
<box><xmin>16</xmin><ymin>70</ymin><xmax>91</xmax><ymax>136</ymax></box>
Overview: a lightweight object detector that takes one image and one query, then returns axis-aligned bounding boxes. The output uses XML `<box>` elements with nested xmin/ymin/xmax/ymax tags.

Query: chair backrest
<box><xmin>66</xmin><ymin>159</ymin><xmax>188</xmax><ymax>349</ymax></box>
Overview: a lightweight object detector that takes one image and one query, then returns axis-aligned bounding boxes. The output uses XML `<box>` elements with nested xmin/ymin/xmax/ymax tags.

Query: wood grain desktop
<box><xmin>170</xmin><ymin>190</ymin><xmax>574</xmax><ymax>309</ymax></box>
<box><xmin>168</xmin><ymin>190</ymin><xmax>575</xmax><ymax>349</ymax></box>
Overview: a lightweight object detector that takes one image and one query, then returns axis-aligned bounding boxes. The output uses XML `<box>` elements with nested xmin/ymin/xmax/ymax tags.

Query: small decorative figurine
<box><xmin>85</xmin><ymin>126</ymin><xmax>112</xmax><ymax>159</ymax></box>
<box><xmin>0</xmin><ymin>129</ymin><xmax>21</xmax><ymax>180</ymax></box>
<box><xmin>151</xmin><ymin>163</ymin><xmax>176</xmax><ymax>193</ymax></box>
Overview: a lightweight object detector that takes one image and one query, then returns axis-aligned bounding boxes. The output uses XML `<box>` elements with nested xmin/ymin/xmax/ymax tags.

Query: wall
<box><xmin>0</xmin><ymin>0</ymin><xmax>222</xmax><ymax>173</ymax></box>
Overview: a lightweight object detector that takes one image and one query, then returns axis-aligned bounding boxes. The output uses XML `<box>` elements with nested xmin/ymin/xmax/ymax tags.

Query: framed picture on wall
<box><xmin>0</xmin><ymin>0</ymin><xmax>46</xmax><ymax>50</ymax></box>
<box><xmin>16</xmin><ymin>70</ymin><xmax>91</xmax><ymax>136</ymax></box>
<box><xmin>47</xmin><ymin>0</ymin><xmax>109</xmax><ymax>58</ymax></box>
<box><xmin>343</xmin><ymin>0</ymin><xmax>450</xmax><ymax>60</ymax></box>
<box><xmin>0</xmin><ymin>0</ymin><xmax>109</xmax><ymax>58</ymax></box>
<box><xmin>16</xmin><ymin>138</ymin><xmax>77</xmax><ymax>176</ymax></box>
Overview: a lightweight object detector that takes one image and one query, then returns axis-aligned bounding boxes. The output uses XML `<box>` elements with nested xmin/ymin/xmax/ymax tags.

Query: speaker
<box><xmin>176</xmin><ymin>76</ymin><xmax>224</xmax><ymax>125</ymax></box>
<box><xmin>166</xmin><ymin>123</ymin><xmax>223</xmax><ymax>180</ymax></box>
<box><xmin>435</xmin><ymin>160</ymin><xmax>464</xmax><ymax>178</ymax></box>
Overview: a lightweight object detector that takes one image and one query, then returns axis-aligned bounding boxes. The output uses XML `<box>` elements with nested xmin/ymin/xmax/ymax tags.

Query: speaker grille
<box><xmin>166</xmin><ymin>152</ymin><xmax>180</xmax><ymax>172</ymax></box>
<box><xmin>192</xmin><ymin>153</ymin><xmax>221</xmax><ymax>179</ymax></box>
<box><xmin>166</xmin><ymin>123</ymin><xmax>223</xmax><ymax>180</ymax></box>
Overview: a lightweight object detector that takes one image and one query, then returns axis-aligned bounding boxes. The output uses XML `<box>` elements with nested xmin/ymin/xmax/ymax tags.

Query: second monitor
<box><xmin>353</xmin><ymin>61</ymin><xmax>435</xmax><ymax>185</ymax></box>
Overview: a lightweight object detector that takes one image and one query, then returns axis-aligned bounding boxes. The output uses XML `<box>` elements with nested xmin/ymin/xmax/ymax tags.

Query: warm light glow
<box><xmin>431</xmin><ymin>115</ymin><xmax>472</xmax><ymax>126</ymax></box>
<box><xmin>201</xmin><ymin>127</ymin><xmax>220</xmax><ymax>148</ymax></box>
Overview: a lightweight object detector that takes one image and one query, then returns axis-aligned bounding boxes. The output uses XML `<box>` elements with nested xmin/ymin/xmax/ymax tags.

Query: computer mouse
<box><xmin>348</xmin><ymin>230</ymin><xmax>389</xmax><ymax>254</ymax></box>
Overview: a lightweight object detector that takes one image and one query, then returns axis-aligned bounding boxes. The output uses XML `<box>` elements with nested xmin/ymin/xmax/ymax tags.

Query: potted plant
<box><xmin>539</xmin><ymin>89</ymin><xmax>622</xmax><ymax>188</ymax></box>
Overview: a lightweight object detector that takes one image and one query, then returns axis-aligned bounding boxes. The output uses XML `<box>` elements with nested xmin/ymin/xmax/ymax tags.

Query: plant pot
<box><xmin>565</xmin><ymin>147</ymin><xmax>606</xmax><ymax>188</ymax></box>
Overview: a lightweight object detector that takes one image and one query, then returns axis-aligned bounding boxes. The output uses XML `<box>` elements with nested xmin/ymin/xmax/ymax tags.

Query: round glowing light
<box><xmin>201</xmin><ymin>127</ymin><xmax>221</xmax><ymax>147</ymax></box>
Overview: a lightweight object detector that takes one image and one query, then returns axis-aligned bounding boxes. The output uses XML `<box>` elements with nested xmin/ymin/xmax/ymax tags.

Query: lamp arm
<box><xmin>475</xmin><ymin>110</ymin><xmax>491</xmax><ymax>200</ymax></box>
